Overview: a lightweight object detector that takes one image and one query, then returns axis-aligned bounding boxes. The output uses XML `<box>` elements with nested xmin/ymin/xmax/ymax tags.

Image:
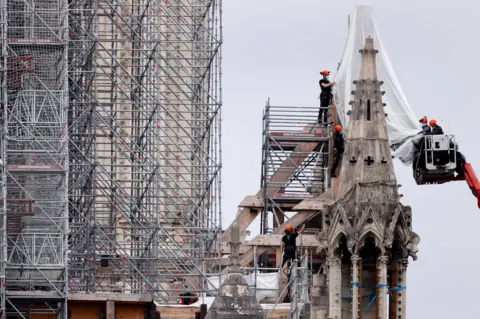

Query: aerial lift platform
<box><xmin>412</xmin><ymin>134</ymin><xmax>480</xmax><ymax>208</ymax></box>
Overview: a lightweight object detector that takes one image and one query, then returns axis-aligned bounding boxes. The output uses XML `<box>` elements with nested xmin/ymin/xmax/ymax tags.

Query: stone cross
<box><xmin>228</xmin><ymin>221</ymin><xmax>241</xmax><ymax>273</ymax></box>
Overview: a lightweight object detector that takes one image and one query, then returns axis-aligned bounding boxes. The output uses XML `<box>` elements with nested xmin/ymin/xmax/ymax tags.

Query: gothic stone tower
<box><xmin>316</xmin><ymin>38</ymin><xmax>420</xmax><ymax>319</ymax></box>
<box><xmin>205</xmin><ymin>222</ymin><xmax>264</xmax><ymax>319</ymax></box>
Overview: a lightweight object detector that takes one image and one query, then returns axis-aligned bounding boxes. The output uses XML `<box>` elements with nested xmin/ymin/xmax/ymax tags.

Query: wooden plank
<box><xmin>292</xmin><ymin>188</ymin><xmax>334</xmax><ymax>211</ymax></box>
<box><xmin>243</xmin><ymin>234</ymin><xmax>319</xmax><ymax>247</ymax></box>
<box><xmin>237</xmin><ymin>188</ymin><xmax>332</xmax><ymax>267</ymax></box>
<box><xmin>238</xmin><ymin>195</ymin><xmax>264</xmax><ymax>208</ymax></box>
<box><xmin>221</xmin><ymin>124</ymin><xmax>325</xmax><ymax>243</ymax></box>
<box><xmin>239</xmin><ymin>211</ymin><xmax>324</xmax><ymax>266</ymax></box>
<box><xmin>220</xmin><ymin>207</ymin><xmax>258</xmax><ymax>244</ymax></box>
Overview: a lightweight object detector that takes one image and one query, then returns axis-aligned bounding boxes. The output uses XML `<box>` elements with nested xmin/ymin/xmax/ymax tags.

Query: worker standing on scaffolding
<box><xmin>281</xmin><ymin>224</ymin><xmax>306</xmax><ymax>268</ymax></box>
<box><xmin>318</xmin><ymin>70</ymin><xmax>335</xmax><ymax>124</ymax></box>
<box><xmin>331</xmin><ymin>125</ymin><xmax>345</xmax><ymax>177</ymax></box>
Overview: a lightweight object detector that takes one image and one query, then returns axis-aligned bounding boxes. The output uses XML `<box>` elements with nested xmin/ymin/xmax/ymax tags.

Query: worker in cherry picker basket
<box><xmin>281</xmin><ymin>224</ymin><xmax>305</xmax><ymax>268</ymax></box>
<box><xmin>418</xmin><ymin>116</ymin><xmax>431</xmax><ymax>135</ymax></box>
<box><xmin>412</xmin><ymin>116</ymin><xmax>432</xmax><ymax>175</ymax></box>
<box><xmin>424</xmin><ymin>118</ymin><xmax>466</xmax><ymax>176</ymax></box>
<box><xmin>413</xmin><ymin>116</ymin><xmax>431</xmax><ymax>153</ymax></box>
<box><xmin>426</xmin><ymin>119</ymin><xmax>443</xmax><ymax>135</ymax></box>
<box><xmin>331</xmin><ymin>125</ymin><xmax>345</xmax><ymax>178</ymax></box>
<box><xmin>318</xmin><ymin>70</ymin><xmax>336</xmax><ymax>124</ymax></box>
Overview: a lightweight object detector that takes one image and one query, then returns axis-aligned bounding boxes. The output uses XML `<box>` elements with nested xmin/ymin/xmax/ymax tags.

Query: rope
<box><xmin>342</xmin><ymin>293</ymin><xmax>375</xmax><ymax>301</ymax></box>
<box><xmin>362</xmin><ymin>294</ymin><xmax>376</xmax><ymax>313</ymax></box>
<box><xmin>340</xmin><ymin>284</ymin><xmax>407</xmax><ymax>311</ymax></box>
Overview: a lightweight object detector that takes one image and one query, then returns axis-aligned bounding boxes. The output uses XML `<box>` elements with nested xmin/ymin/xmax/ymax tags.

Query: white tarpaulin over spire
<box><xmin>333</xmin><ymin>5</ymin><xmax>420</xmax><ymax>164</ymax></box>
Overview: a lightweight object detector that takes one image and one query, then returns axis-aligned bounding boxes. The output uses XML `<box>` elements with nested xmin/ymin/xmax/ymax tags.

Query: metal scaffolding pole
<box><xmin>68</xmin><ymin>0</ymin><xmax>222</xmax><ymax>301</ymax></box>
<box><xmin>260</xmin><ymin>102</ymin><xmax>330</xmax><ymax>235</ymax></box>
<box><xmin>0</xmin><ymin>0</ymin><xmax>7</xmax><ymax>317</ymax></box>
<box><xmin>1</xmin><ymin>0</ymin><xmax>70</xmax><ymax>316</ymax></box>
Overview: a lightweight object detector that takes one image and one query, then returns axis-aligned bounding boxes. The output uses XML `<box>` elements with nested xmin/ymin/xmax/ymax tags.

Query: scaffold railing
<box><xmin>1</xmin><ymin>0</ymin><xmax>70</xmax><ymax>316</ymax></box>
<box><xmin>67</xmin><ymin>0</ymin><xmax>222</xmax><ymax>303</ymax></box>
<box><xmin>260</xmin><ymin>99</ymin><xmax>330</xmax><ymax>234</ymax></box>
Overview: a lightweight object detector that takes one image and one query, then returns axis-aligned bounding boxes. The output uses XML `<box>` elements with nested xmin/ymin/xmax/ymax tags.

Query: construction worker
<box><xmin>281</xmin><ymin>224</ymin><xmax>305</xmax><ymax>268</ymax></box>
<box><xmin>413</xmin><ymin>119</ymin><xmax>446</xmax><ymax>179</ymax></box>
<box><xmin>418</xmin><ymin>116</ymin><xmax>431</xmax><ymax>135</ymax></box>
<box><xmin>318</xmin><ymin>70</ymin><xmax>335</xmax><ymax>123</ymax></box>
<box><xmin>412</xmin><ymin>117</ymin><xmax>434</xmax><ymax>177</ymax></box>
<box><xmin>179</xmin><ymin>288</ymin><xmax>198</xmax><ymax>305</ymax></box>
<box><xmin>426</xmin><ymin>119</ymin><xmax>443</xmax><ymax>135</ymax></box>
<box><xmin>331</xmin><ymin>125</ymin><xmax>345</xmax><ymax>177</ymax></box>
<box><xmin>412</xmin><ymin>116</ymin><xmax>431</xmax><ymax>155</ymax></box>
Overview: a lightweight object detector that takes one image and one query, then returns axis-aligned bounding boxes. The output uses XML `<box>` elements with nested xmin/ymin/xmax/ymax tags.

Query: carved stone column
<box><xmin>396</xmin><ymin>259</ymin><xmax>408</xmax><ymax>318</ymax></box>
<box><xmin>327</xmin><ymin>257</ymin><xmax>342</xmax><ymax>319</ymax></box>
<box><xmin>377</xmin><ymin>256</ymin><xmax>389</xmax><ymax>319</ymax></box>
<box><xmin>351</xmin><ymin>255</ymin><xmax>361</xmax><ymax>319</ymax></box>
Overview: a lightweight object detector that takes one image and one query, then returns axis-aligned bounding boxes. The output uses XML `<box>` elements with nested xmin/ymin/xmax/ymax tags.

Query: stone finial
<box><xmin>359</xmin><ymin>37</ymin><xmax>378</xmax><ymax>81</ymax></box>
<box><xmin>228</xmin><ymin>221</ymin><xmax>241</xmax><ymax>273</ymax></box>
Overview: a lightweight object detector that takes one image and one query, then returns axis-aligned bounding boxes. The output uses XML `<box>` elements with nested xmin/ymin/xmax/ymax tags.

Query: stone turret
<box><xmin>205</xmin><ymin>222</ymin><xmax>265</xmax><ymax>319</ymax></box>
<box><xmin>335</xmin><ymin>37</ymin><xmax>396</xmax><ymax>200</ymax></box>
<box><xmin>315</xmin><ymin>38</ymin><xmax>420</xmax><ymax>319</ymax></box>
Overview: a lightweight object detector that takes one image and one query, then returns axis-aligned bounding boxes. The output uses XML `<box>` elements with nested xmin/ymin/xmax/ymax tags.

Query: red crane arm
<box><xmin>463</xmin><ymin>163</ymin><xmax>480</xmax><ymax>208</ymax></box>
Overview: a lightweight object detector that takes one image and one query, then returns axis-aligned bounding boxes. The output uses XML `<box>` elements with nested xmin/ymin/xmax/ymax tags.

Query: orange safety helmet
<box><xmin>335</xmin><ymin>125</ymin><xmax>343</xmax><ymax>132</ymax></box>
<box><xmin>419</xmin><ymin>116</ymin><xmax>427</xmax><ymax>124</ymax></box>
<box><xmin>429</xmin><ymin>119</ymin><xmax>437</xmax><ymax>127</ymax></box>
<box><xmin>285</xmin><ymin>225</ymin><xmax>294</xmax><ymax>232</ymax></box>
<box><xmin>320</xmin><ymin>70</ymin><xmax>331</xmax><ymax>76</ymax></box>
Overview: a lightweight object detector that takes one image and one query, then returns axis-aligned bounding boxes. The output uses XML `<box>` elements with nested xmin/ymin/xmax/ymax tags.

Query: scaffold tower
<box><xmin>68</xmin><ymin>0</ymin><xmax>222</xmax><ymax>301</ymax></box>
<box><xmin>1</xmin><ymin>0</ymin><xmax>70</xmax><ymax>316</ymax></box>
<box><xmin>260</xmin><ymin>99</ymin><xmax>331</xmax><ymax>235</ymax></box>
<box><xmin>0</xmin><ymin>0</ymin><xmax>222</xmax><ymax>316</ymax></box>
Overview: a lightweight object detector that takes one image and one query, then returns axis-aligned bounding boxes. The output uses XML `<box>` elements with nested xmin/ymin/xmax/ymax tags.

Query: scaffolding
<box><xmin>260</xmin><ymin>99</ymin><xmax>330</xmax><ymax>234</ymax></box>
<box><xmin>1</xmin><ymin>0</ymin><xmax>69</xmax><ymax>316</ymax></box>
<box><xmin>0</xmin><ymin>0</ymin><xmax>222</xmax><ymax>316</ymax></box>
<box><xmin>263</xmin><ymin>251</ymin><xmax>311</xmax><ymax>319</ymax></box>
<box><xmin>68</xmin><ymin>0</ymin><xmax>222</xmax><ymax>300</ymax></box>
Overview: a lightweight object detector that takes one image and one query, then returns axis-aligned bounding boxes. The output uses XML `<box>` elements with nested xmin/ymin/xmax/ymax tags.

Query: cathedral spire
<box><xmin>335</xmin><ymin>37</ymin><xmax>397</xmax><ymax>199</ymax></box>
<box><xmin>317</xmin><ymin>38</ymin><xmax>420</xmax><ymax>319</ymax></box>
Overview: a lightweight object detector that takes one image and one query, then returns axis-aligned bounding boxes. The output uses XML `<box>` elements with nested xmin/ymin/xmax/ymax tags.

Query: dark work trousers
<box><xmin>331</xmin><ymin>147</ymin><xmax>344</xmax><ymax>177</ymax></box>
<box><xmin>281</xmin><ymin>246</ymin><xmax>296</xmax><ymax>268</ymax></box>
<box><xmin>282</xmin><ymin>247</ymin><xmax>296</xmax><ymax>303</ymax></box>
<box><xmin>318</xmin><ymin>93</ymin><xmax>332</xmax><ymax>123</ymax></box>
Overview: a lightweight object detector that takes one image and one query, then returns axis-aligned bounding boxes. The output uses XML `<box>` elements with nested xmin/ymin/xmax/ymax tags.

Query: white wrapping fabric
<box><xmin>333</xmin><ymin>5</ymin><xmax>420</xmax><ymax>164</ymax></box>
<box><xmin>205</xmin><ymin>272</ymin><xmax>279</xmax><ymax>302</ymax></box>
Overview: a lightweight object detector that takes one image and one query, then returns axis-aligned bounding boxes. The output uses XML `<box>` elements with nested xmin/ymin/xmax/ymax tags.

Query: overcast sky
<box><xmin>221</xmin><ymin>1</ymin><xmax>480</xmax><ymax>318</ymax></box>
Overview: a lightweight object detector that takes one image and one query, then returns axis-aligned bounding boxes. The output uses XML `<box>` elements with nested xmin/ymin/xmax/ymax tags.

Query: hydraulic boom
<box><xmin>463</xmin><ymin>163</ymin><xmax>480</xmax><ymax>208</ymax></box>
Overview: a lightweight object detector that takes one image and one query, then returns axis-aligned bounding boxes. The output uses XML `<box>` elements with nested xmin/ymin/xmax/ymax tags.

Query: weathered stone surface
<box><xmin>205</xmin><ymin>273</ymin><xmax>264</xmax><ymax>319</ymax></box>
<box><xmin>316</xmin><ymin>38</ymin><xmax>419</xmax><ymax>319</ymax></box>
<box><xmin>206</xmin><ymin>222</ymin><xmax>265</xmax><ymax>319</ymax></box>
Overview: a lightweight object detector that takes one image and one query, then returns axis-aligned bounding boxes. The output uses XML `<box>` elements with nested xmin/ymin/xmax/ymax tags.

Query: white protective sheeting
<box><xmin>205</xmin><ymin>272</ymin><xmax>280</xmax><ymax>302</ymax></box>
<box><xmin>333</xmin><ymin>5</ymin><xmax>420</xmax><ymax>164</ymax></box>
